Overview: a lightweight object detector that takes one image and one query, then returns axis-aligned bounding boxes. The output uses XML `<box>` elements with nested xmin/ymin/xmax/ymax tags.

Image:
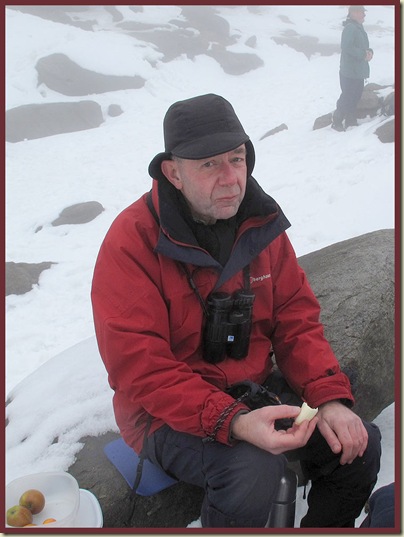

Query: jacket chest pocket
<box><xmin>161</xmin><ymin>268</ymin><xmax>217</xmax><ymax>356</ymax></box>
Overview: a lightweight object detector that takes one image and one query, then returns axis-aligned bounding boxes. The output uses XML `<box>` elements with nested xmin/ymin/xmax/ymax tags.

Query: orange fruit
<box><xmin>42</xmin><ymin>518</ymin><xmax>56</xmax><ymax>524</ymax></box>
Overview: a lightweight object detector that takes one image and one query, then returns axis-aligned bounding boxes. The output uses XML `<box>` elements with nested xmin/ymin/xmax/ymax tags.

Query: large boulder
<box><xmin>298</xmin><ymin>229</ymin><xmax>395</xmax><ymax>421</ymax></box>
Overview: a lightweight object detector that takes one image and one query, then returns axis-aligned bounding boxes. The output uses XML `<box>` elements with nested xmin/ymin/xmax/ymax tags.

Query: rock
<box><xmin>108</xmin><ymin>104</ymin><xmax>124</xmax><ymax>117</ymax></box>
<box><xmin>313</xmin><ymin>112</ymin><xmax>332</xmax><ymax>130</ymax></box>
<box><xmin>120</xmin><ymin>6</ymin><xmax>263</xmax><ymax>74</ymax></box>
<box><xmin>272</xmin><ymin>35</ymin><xmax>339</xmax><ymax>59</ymax></box>
<box><xmin>51</xmin><ymin>201</ymin><xmax>105</xmax><ymax>226</ymax></box>
<box><xmin>357</xmin><ymin>87</ymin><xmax>382</xmax><ymax>118</ymax></box>
<box><xmin>298</xmin><ymin>229</ymin><xmax>394</xmax><ymax>421</ymax></box>
<box><xmin>9</xmin><ymin>202</ymin><xmax>105</xmax><ymax>298</ymax></box>
<box><xmin>381</xmin><ymin>92</ymin><xmax>395</xmax><ymax>116</ymax></box>
<box><xmin>6</xmin><ymin>101</ymin><xmax>104</xmax><ymax>143</ymax></box>
<box><xmin>179</xmin><ymin>5</ymin><xmax>234</xmax><ymax>47</ymax></box>
<box><xmin>68</xmin><ymin>432</ymin><xmax>204</xmax><ymax>528</ymax></box>
<box><xmin>104</xmin><ymin>5</ymin><xmax>124</xmax><ymax>23</ymax></box>
<box><xmin>260</xmin><ymin>123</ymin><xmax>288</xmax><ymax>140</ymax></box>
<box><xmin>207</xmin><ymin>45</ymin><xmax>264</xmax><ymax>75</ymax></box>
<box><xmin>245</xmin><ymin>35</ymin><xmax>257</xmax><ymax>48</ymax></box>
<box><xmin>6</xmin><ymin>261</ymin><xmax>55</xmax><ymax>296</ymax></box>
<box><xmin>375</xmin><ymin>119</ymin><xmax>394</xmax><ymax>143</ymax></box>
<box><xmin>36</xmin><ymin>53</ymin><xmax>146</xmax><ymax>96</ymax></box>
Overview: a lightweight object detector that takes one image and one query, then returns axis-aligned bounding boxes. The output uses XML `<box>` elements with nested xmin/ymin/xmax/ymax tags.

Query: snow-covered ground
<box><xmin>6</xmin><ymin>5</ymin><xmax>396</xmax><ymax>528</ymax></box>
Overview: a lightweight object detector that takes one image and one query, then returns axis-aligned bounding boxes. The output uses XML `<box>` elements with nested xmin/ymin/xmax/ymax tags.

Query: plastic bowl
<box><xmin>6</xmin><ymin>471</ymin><xmax>80</xmax><ymax>528</ymax></box>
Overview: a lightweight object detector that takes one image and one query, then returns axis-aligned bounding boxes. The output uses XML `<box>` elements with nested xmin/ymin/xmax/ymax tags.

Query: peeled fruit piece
<box><xmin>7</xmin><ymin>505</ymin><xmax>33</xmax><ymax>527</ymax></box>
<box><xmin>295</xmin><ymin>402</ymin><xmax>318</xmax><ymax>425</ymax></box>
<box><xmin>19</xmin><ymin>489</ymin><xmax>45</xmax><ymax>514</ymax></box>
<box><xmin>43</xmin><ymin>518</ymin><xmax>57</xmax><ymax>524</ymax></box>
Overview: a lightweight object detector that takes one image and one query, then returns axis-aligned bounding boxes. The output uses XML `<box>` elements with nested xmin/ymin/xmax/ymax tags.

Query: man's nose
<box><xmin>217</xmin><ymin>161</ymin><xmax>237</xmax><ymax>185</ymax></box>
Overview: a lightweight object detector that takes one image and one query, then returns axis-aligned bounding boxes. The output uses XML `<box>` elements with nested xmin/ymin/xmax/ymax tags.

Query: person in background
<box><xmin>92</xmin><ymin>93</ymin><xmax>381</xmax><ymax>527</ymax></box>
<box><xmin>332</xmin><ymin>5</ymin><xmax>373</xmax><ymax>131</ymax></box>
<box><xmin>360</xmin><ymin>483</ymin><xmax>395</xmax><ymax>528</ymax></box>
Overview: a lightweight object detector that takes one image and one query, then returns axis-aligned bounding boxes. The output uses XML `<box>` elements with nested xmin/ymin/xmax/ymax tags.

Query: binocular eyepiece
<box><xmin>203</xmin><ymin>289</ymin><xmax>255</xmax><ymax>364</ymax></box>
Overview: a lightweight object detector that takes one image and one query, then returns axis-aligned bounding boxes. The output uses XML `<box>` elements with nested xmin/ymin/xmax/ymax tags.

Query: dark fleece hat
<box><xmin>349</xmin><ymin>5</ymin><xmax>366</xmax><ymax>13</ymax></box>
<box><xmin>148</xmin><ymin>94</ymin><xmax>255</xmax><ymax>181</ymax></box>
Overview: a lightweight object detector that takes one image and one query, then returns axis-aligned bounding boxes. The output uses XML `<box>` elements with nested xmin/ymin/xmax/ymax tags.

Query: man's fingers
<box><xmin>269</xmin><ymin>420</ymin><xmax>316</xmax><ymax>454</ymax></box>
<box><xmin>259</xmin><ymin>404</ymin><xmax>301</xmax><ymax>421</ymax></box>
<box><xmin>318</xmin><ymin>420</ymin><xmax>342</xmax><ymax>455</ymax></box>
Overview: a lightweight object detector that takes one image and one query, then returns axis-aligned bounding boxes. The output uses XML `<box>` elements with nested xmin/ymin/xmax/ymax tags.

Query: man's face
<box><xmin>350</xmin><ymin>9</ymin><xmax>366</xmax><ymax>23</ymax></box>
<box><xmin>161</xmin><ymin>145</ymin><xmax>248</xmax><ymax>225</ymax></box>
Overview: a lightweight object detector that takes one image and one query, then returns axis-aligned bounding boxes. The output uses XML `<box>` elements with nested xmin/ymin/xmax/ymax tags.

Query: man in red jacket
<box><xmin>92</xmin><ymin>94</ymin><xmax>381</xmax><ymax>527</ymax></box>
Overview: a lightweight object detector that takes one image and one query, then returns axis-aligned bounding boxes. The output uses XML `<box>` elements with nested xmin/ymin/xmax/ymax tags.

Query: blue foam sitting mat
<box><xmin>103</xmin><ymin>437</ymin><xmax>177</xmax><ymax>496</ymax></box>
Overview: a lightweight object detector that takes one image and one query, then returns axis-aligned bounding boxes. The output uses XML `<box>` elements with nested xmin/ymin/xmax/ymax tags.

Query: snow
<box><xmin>5</xmin><ymin>4</ymin><xmax>396</xmax><ymax>528</ymax></box>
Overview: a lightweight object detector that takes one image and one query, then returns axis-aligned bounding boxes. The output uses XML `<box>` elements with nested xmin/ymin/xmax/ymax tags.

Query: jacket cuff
<box><xmin>303</xmin><ymin>372</ymin><xmax>355</xmax><ymax>409</ymax></box>
<box><xmin>205</xmin><ymin>400</ymin><xmax>250</xmax><ymax>446</ymax></box>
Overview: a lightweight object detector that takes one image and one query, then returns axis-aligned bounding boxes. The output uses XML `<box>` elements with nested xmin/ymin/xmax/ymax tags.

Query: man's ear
<box><xmin>161</xmin><ymin>160</ymin><xmax>182</xmax><ymax>190</ymax></box>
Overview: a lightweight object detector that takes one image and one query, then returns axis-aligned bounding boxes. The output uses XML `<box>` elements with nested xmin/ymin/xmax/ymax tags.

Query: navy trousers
<box><xmin>360</xmin><ymin>483</ymin><xmax>395</xmax><ymax>528</ymax></box>
<box><xmin>144</xmin><ymin>402</ymin><xmax>381</xmax><ymax>527</ymax></box>
<box><xmin>335</xmin><ymin>73</ymin><xmax>365</xmax><ymax>121</ymax></box>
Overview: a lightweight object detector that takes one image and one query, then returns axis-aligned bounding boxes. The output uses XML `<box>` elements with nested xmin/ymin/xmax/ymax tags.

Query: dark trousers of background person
<box><xmin>335</xmin><ymin>73</ymin><xmax>365</xmax><ymax>126</ymax></box>
<box><xmin>360</xmin><ymin>482</ymin><xmax>395</xmax><ymax>528</ymax></box>
<box><xmin>143</xmin><ymin>374</ymin><xmax>382</xmax><ymax>528</ymax></box>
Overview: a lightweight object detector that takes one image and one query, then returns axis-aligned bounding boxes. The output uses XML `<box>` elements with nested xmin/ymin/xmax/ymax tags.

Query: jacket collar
<box><xmin>151</xmin><ymin>175</ymin><xmax>291</xmax><ymax>286</ymax></box>
<box><xmin>154</xmin><ymin>175</ymin><xmax>281</xmax><ymax>241</ymax></box>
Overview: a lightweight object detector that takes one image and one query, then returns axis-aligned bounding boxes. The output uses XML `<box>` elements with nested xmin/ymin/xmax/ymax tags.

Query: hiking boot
<box><xmin>344</xmin><ymin>112</ymin><xmax>358</xmax><ymax>128</ymax></box>
<box><xmin>331</xmin><ymin>109</ymin><xmax>345</xmax><ymax>132</ymax></box>
<box><xmin>331</xmin><ymin>121</ymin><xmax>345</xmax><ymax>132</ymax></box>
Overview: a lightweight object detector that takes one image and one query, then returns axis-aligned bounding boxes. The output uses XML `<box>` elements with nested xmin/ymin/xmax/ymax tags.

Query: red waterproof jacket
<box><xmin>91</xmin><ymin>176</ymin><xmax>353</xmax><ymax>453</ymax></box>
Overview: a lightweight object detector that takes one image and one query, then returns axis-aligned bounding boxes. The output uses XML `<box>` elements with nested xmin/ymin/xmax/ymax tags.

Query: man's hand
<box><xmin>317</xmin><ymin>400</ymin><xmax>368</xmax><ymax>465</ymax></box>
<box><xmin>231</xmin><ymin>405</ymin><xmax>318</xmax><ymax>455</ymax></box>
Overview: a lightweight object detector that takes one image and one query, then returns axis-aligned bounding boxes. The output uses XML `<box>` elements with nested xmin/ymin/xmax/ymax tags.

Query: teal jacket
<box><xmin>340</xmin><ymin>18</ymin><xmax>371</xmax><ymax>79</ymax></box>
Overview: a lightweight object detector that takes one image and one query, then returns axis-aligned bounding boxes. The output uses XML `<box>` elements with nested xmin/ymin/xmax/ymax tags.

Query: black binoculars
<box><xmin>203</xmin><ymin>290</ymin><xmax>255</xmax><ymax>364</ymax></box>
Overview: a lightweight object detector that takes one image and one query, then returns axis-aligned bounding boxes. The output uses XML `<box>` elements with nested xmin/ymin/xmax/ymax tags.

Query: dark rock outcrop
<box><xmin>356</xmin><ymin>84</ymin><xmax>384</xmax><ymax>118</ymax></box>
<box><xmin>260</xmin><ymin>123</ymin><xmax>288</xmax><ymax>140</ymax></box>
<box><xmin>8</xmin><ymin>202</ymin><xmax>105</xmax><ymax>296</ymax></box>
<box><xmin>107</xmin><ymin>104</ymin><xmax>124</xmax><ymax>118</ymax></box>
<box><xmin>375</xmin><ymin>119</ymin><xmax>395</xmax><ymax>144</ymax></box>
<box><xmin>6</xmin><ymin>261</ymin><xmax>55</xmax><ymax>296</ymax></box>
<box><xmin>36</xmin><ymin>53</ymin><xmax>145</xmax><ymax>96</ymax></box>
<box><xmin>6</xmin><ymin>101</ymin><xmax>104</xmax><ymax>143</ymax></box>
<box><xmin>119</xmin><ymin>6</ymin><xmax>262</xmax><ymax>75</ymax></box>
<box><xmin>51</xmin><ymin>201</ymin><xmax>105</xmax><ymax>227</ymax></box>
<box><xmin>313</xmin><ymin>112</ymin><xmax>333</xmax><ymax>130</ymax></box>
<box><xmin>272</xmin><ymin>34</ymin><xmax>340</xmax><ymax>59</ymax></box>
